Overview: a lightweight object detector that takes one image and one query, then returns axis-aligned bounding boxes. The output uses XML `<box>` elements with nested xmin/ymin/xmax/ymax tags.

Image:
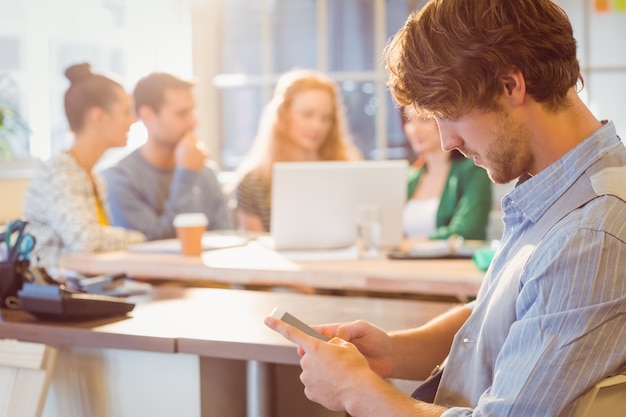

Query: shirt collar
<box><xmin>503</xmin><ymin>120</ymin><xmax>622</xmax><ymax>223</ymax></box>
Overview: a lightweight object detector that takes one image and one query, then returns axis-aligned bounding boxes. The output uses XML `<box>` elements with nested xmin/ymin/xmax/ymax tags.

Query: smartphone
<box><xmin>270</xmin><ymin>307</ymin><xmax>329</xmax><ymax>341</ymax></box>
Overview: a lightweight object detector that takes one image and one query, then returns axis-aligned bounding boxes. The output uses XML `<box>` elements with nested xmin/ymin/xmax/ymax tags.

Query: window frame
<box><xmin>191</xmin><ymin>0</ymin><xmax>394</xmax><ymax>171</ymax></box>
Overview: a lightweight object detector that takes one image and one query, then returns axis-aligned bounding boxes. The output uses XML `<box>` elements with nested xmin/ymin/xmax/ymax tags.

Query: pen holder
<box><xmin>0</xmin><ymin>259</ymin><xmax>28</xmax><ymax>309</ymax></box>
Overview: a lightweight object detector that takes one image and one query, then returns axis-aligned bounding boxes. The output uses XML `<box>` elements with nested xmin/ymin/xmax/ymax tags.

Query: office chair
<box><xmin>0</xmin><ymin>339</ymin><xmax>58</xmax><ymax>417</ymax></box>
<box><xmin>573</xmin><ymin>371</ymin><xmax>626</xmax><ymax>417</ymax></box>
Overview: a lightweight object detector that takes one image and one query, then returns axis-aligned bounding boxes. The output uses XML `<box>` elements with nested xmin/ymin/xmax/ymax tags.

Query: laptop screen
<box><xmin>270</xmin><ymin>160</ymin><xmax>408</xmax><ymax>250</ymax></box>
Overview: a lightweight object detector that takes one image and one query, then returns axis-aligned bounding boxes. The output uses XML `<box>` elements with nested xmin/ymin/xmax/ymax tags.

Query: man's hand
<box><xmin>312</xmin><ymin>320</ymin><xmax>394</xmax><ymax>378</ymax></box>
<box><xmin>265</xmin><ymin>316</ymin><xmax>392</xmax><ymax>411</ymax></box>
<box><xmin>174</xmin><ymin>132</ymin><xmax>208</xmax><ymax>170</ymax></box>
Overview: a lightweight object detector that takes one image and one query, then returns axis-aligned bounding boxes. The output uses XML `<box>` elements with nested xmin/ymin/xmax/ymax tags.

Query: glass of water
<box><xmin>356</xmin><ymin>204</ymin><xmax>381</xmax><ymax>259</ymax></box>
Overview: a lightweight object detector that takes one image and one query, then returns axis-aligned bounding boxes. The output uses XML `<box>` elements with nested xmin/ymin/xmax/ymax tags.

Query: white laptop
<box><xmin>269</xmin><ymin>160</ymin><xmax>408</xmax><ymax>251</ymax></box>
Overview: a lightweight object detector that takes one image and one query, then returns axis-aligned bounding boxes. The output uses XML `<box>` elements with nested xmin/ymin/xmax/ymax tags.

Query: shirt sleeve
<box><xmin>236</xmin><ymin>171</ymin><xmax>264</xmax><ymax>217</ymax></box>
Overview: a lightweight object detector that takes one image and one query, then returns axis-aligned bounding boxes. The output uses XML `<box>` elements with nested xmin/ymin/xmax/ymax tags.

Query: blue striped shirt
<box><xmin>437</xmin><ymin>121</ymin><xmax>626</xmax><ymax>416</ymax></box>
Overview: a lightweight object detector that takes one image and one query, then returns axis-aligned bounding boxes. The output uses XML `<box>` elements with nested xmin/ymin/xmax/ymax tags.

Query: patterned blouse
<box><xmin>235</xmin><ymin>169</ymin><xmax>272</xmax><ymax>231</ymax></box>
<box><xmin>23</xmin><ymin>152</ymin><xmax>146</xmax><ymax>267</ymax></box>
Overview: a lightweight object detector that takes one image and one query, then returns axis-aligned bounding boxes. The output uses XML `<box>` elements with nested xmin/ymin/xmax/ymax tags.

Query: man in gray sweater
<box><xmin>102</xmin><ymin>72</ymin><xmax>232</xmax><ymax>240</ymax></box>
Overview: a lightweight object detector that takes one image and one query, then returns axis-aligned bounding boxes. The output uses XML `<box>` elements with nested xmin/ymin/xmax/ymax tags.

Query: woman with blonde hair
<box><xmin>235</xmin><ymin>69</ymin><xmax>360</xmax><ymax>232</ymax></box>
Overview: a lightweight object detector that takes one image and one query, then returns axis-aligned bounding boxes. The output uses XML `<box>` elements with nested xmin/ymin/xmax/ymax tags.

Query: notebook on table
<box><xmin>269</xmin><ymin>160</ymin><xmax>408</xmax><ymax>251</ymax></box>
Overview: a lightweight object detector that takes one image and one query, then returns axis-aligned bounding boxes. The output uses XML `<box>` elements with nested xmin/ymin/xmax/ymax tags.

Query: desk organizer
<box><xmin>0</xmin><ymin>260</ymin><xmax>28</xmax><ymax>309</ymax></box>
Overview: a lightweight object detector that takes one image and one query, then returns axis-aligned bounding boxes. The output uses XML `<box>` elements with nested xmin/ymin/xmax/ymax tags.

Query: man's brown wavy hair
<box><xmin>385</xmin><ymin>0</ymin><xmax>582</xmax><ymax>120</ymax></box>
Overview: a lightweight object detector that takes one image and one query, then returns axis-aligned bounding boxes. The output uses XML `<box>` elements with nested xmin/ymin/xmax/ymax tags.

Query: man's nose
<box><xmin>437</xmin><ymin>122</ymin><xmax>462</xmax><ymax>152</ymax></box>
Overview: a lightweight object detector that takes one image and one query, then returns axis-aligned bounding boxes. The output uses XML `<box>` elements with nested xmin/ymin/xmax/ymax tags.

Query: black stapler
<box><xmin>18</xmin><ymin>283</ymin><xmax>135</xmax><ymax>321</ymax></box>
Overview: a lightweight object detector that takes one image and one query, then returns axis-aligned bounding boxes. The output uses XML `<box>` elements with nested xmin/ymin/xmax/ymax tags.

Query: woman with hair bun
<box><xmin>24</xmin><ymin>62</ymin><xmax>145</xmax><ymax>267</ymax></box>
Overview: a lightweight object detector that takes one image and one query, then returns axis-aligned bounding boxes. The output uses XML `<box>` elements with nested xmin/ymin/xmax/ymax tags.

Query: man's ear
<box><xmin>137</xmin><ymin>105</ymin><xmax>156</xmax><ymax>124</ymax></box>
<box><xmin>500</xmin><ymin>67</ymin><xmax>526</xmax><ymax>106</ymax></box>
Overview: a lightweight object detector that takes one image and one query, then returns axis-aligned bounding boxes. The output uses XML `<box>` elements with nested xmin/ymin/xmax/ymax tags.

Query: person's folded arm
<box><xmin>105</xmin><ymin>166</ymin><xmax>201</xmax><ymax>240</ymax></box>
<box><xmin>200</xmin><ymin>165</ymin><xmax>233</xmax><ymax>230</ymax></box>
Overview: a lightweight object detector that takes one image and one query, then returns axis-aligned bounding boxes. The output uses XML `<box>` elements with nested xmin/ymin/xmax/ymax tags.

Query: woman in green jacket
<box><xmin>402</xmin><ymin>107</ymin><xmax>492</xmax><ymax>240</ymax></box>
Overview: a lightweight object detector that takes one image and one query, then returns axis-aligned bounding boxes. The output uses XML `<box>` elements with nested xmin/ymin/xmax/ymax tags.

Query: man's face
<box><xmin>145</xmin><ymin>87</ymin><xmax>197</xmax><ymax>147</ymax></box>
<box><xmin>436</xmin><ymin>107</ymin><xmax>533</xmax><ymax>184</ymax></box>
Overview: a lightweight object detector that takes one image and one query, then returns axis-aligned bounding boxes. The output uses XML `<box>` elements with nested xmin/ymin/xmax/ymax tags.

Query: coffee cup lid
<box><xmin>173</xmin><ymin>212</ymin><xmax>209</xmax><ymax>227</ymax></box>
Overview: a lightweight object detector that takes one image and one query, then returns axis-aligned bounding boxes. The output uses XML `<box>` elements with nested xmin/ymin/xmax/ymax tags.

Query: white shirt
<box><xmin>403</xmin><ymin>197</ymin><xmax>438</xmax><ymax>238</ymax></box>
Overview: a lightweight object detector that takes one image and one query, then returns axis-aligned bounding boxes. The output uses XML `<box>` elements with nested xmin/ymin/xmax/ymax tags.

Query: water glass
<box><xmin>356</xmin><ymin>204</ymin><xmax>381</xmax><ymax>259</ymax></box>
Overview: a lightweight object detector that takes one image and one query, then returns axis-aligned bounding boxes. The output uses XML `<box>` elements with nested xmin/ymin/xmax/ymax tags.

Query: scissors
<box><xmin>3</xmin><ymin>220</ymin><xmax>36</xmax><ymax>263</ymax></box>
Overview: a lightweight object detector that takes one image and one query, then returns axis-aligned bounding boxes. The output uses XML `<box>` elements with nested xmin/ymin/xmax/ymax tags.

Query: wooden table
<box><xmin>59</xmin><ymin>241</ymin><xmax>485</xmax><ymax>298</ymax></box>
<box><xmin>0</xmin><ymin>286</ymin><xmax>457</xmax><ymax>417</ymax></box>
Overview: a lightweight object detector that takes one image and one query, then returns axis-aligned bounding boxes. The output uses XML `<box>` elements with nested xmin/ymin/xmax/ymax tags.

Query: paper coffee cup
<box><xmin>173</xmin><ymin>213</ymin><xmax>209</xmax><ymax>256</ymax></box>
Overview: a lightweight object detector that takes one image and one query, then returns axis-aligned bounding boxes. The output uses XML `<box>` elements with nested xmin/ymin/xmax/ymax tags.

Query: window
<box><xmin>1</xmin><ymin>0</ymin><xmax>624</xmax><ymax>175</ymax></box>
<box><xmin>202</xmin><ymin>0</ymin><xmax>626</xmax><ymax>170</ymax></box>
<box><xmin>0</xmin><ymin>0</ymin><xmax>192</xmax><ymax>168</ymax></box>
<box><xmin>211</xmin><ymin>0</ymin><xmax>421</xmax><ymax>169</ymax></box>
<box><xmin>559</xmin><ymin>1</ymin><xmax>626</xmax><ymax>135</ymax></box>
